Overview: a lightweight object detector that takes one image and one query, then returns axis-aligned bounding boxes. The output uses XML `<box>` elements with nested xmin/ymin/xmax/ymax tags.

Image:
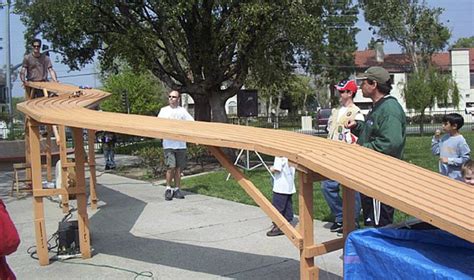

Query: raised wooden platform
<box><xmin>17</xmin><ymin>81</ymin><xmax>474</xmax><ymax>279</ymax></box>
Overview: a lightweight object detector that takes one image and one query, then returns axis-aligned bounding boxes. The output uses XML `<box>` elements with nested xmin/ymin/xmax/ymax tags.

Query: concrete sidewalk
<box><xmin>1</xmin><ymin>156</ymin><xmax>343</xmax><ymax>280</ymax></box>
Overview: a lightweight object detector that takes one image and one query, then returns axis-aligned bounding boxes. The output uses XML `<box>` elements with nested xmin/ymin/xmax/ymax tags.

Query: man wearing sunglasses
<box><xmin>20</xmin><ymin>38</ymin><xmax>58</xmax><ymax>98</ymax></box>
<box><xmin>157</xmin><ymin>90</ymin><xmax>194</xmax><ymax>201</ymax></box>
<box><xmin>322</xmin><ymin>79</ymin><xmax>363</xmax><ymax>234</ymax></box>
<box><xmin>346</xmin><ymin>66</ymin><xmax>406</xmax><ymax>227</ymax></box>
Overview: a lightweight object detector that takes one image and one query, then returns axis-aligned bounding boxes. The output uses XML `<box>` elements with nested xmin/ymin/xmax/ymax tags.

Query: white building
<box><xmin>353</xmin><ymin>47</ymin><xmax>474</xmax><ymax>118</ymax></box>
<box><xmin>0</xmin><ymin>121</ymin><xmax>10</xmax><ymax>139</ymax></box>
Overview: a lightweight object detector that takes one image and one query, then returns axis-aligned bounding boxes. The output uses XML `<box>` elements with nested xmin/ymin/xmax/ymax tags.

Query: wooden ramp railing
<box><xmin>18</xmin><ymin>81</ymin><xmax>474</xmax><ymax>279</ymax></box>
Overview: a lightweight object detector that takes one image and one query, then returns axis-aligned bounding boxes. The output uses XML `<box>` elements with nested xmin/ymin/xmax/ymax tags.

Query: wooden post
<box><xmin>29</xmin><ymin>119</ymin><xmax>49</xmax><ymax>265</ymax></box>
<box><xmin>45</xmin><ymin>125</ymin><xmax>53</xmax><ymax>182</ymax></box>
<box><xmin>72</xmin><ymin>128</ymin><xmax>91</xmax><ymax>259</ymax></box>
<box><xmin>24</xmin><ymin>118</ymin><xmax>32</xmax><ymax>182</ymax></box>
<box><xmin>58</xmin><ymin>125</ymin><xmax>70</xmax><ymax>213</ymax></box>
<box><xmin>298</xmin><ymin>171</ymin><xmax>317</xmax><ymax>279</ymax></box>
<box><xmin>88</xmin><ymin>129</ymin><xmax>98</xmax><ymax>209</ymax></box>
<box><xmin>342</xmin><ymin>185</ymin><xmax>356</xmax><ymax>238</ymax></box>
<box><xmin>24</xmin><ymin>87</ymin><xmax>32</xmax><ymax>182</ymax></box>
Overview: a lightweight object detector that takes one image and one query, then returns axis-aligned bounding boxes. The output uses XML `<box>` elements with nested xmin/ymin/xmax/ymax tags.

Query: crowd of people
<box><xmin>266</xmin><ymin>66</ymin><xmax>472</xmax><ymax>237</ymax></box>
<box><xmin>2</xmin><ymin>38</ymin><xmax>472</xmax><ymax>278</ymax></box>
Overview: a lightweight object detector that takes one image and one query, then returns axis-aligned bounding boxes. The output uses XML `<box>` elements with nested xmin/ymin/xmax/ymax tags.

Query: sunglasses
<box><xmin>168</xmin><ymin>96</ymin><xmax>179</xmax><ymax>99</ymax></box>
<box><xmin>33</xmin><ymin>45</ymin><xmax>41</xmax><ymax>48</ymax></box>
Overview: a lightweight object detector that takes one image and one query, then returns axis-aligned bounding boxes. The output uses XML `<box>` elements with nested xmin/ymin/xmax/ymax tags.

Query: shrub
<box><xmin>432</xmin><ymin>114</ymin><xmax>446</xmax><ymax>124</ymax></box>
<box><xmin>132</xmin><ymin>146</ymin><xmax>164</xmax><ymax>178</ymax></box>
<box><xmin>115</xmin><ymin>139</ymin><xmax>161</xmax><ymax>155</ymax></box>
<box><xmin>411</xmin><ymin>114</ymin><xmax>432</xmax><ymax>124</ymax></box>
<box><xmin>187</xmin><ymin>144</ymin><xmax>210</xmax><ymax>168</ymax></box>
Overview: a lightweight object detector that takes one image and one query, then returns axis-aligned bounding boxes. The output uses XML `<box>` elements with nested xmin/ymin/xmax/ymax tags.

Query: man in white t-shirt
<box><xmin>267</xmin><ymin>156</ymin><xmax>296</xmax><ymax>237</ymax></box>
<box><xmin>157</xmin><ymin>90</ymin><xmax>194</xmax><ymax>200</ymax></box>
<box><xmin>322</xmin><ymin>79</ymin><xmax>364</xmax><ymax>233</ymax></box>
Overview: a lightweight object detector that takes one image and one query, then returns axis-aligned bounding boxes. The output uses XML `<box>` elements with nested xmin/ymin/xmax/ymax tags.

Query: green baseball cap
<box><xmin>356</xmin><ymin>66</ymin><xmax>390</xmax><ymax>84</ymax></box>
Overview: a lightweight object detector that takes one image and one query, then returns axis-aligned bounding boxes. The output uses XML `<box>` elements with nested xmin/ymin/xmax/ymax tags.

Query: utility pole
<box><xmin>3</xmin><ymin>0</ymin><xmax>13</xmax><ymax>130</ymax></box>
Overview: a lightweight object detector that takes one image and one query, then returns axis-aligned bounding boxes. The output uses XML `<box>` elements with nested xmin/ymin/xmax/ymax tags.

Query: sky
<box><xmin>1</xmin><ymin>0</ymin><xmax>473</xmax><ymax>97</ymax></box>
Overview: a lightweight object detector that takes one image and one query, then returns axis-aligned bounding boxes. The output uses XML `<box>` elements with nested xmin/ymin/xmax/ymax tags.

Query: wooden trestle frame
<box><xmin>18</xmin><ymin>82</ymin><xmax>473</xmax><ymax>279</ymax></box>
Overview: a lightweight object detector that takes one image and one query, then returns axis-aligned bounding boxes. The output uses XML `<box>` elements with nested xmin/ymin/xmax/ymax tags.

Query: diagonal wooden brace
<box><xmin>207</xmin><ymin>146</ymin><xmax>303</xmax><ymax>249</ymax></box>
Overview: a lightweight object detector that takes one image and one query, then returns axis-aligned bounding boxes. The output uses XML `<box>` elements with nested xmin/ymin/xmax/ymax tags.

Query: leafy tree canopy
<box><xmin>309</xmin><ymin>0</ymin><xmax>359</xmax><ymax>83</ymax></box>
<box><xmin>360</xmin><ymin>0</ymin><xmax>450</xmax><ymax>71</ymax></box>
<box><xmin>100</xmin><ymin>67</ymin><xmax>166</xmax><ymax>116</ymax></box>
<box><xmin>14</xmin><ymin>0</ymin><xmax>325</xmax><ymax>122</ymax></box>
<box><xmin>451</xmin><ymin>36</ymin><xmax>474</xmax><ymax>49</ymax></box>
<box><xmin>245</xmin><ymin>0</ymin><xmax>358</xmax><ymax>117</ymax></box>
<box><xmin>403</xmin><ymin>66</ymin><xmax>459</xmax><ymax>134</ymax></box>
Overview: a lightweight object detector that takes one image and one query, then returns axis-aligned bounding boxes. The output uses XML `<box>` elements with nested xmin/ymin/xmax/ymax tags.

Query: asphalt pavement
<box><xmin>1</xmin><ymin>155</ymin><xmax>343</xmax><ymax>280</ymax></box>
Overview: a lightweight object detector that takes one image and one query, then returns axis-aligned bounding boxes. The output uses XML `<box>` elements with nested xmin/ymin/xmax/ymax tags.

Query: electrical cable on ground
<box><xmin>56</xmin><ymin>260</ymin><xmax>154</xmax><ymax>280</ymax></box>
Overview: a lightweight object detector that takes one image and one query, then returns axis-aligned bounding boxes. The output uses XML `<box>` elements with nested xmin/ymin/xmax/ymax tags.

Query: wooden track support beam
<box><xmin>33</xmin><ymin>187</ymin><xmax>85</xmax><ymax>198</ymax></box>
<box><xmin>72</xmin><ymin>128</ymin><xmax>91</xmax><ymax>259</ymax></box>
<box><xmin>45</xmin><ymin>125</ymin><xmax>53</xmax><ymax>182</ymax></box>
<box><xmin>298</xmin><ymin>171</ymin><xmax>318</xmax><ymax>280</ymax></box>
<box><xmin>28</xmin><ymin>119</ymin><xmax>49</xmax><ymax>265</ymax></box>
<box><xmin>305</xmin><ymin>238</ymin><xmax>344</xmax><ymax>258</ymax></box>
<box><xmin>342</xmin><ymin>185</ymin><xmax>356</xmax><ymax>239</ymax></box>
<box><xmin>24</xmin><ymin>117</ymin><xmax>32</xmax><ymax>182</ymax></box>
<box><xmin>58</xmin><ymin>125</ymin><xmax>70</xmax><ymax>213</ymax></box>
<box><xmin>208</xmin><ymin>146</ymin><xmax>303</xmax><ymax>249</ymax></box>
<box><xmin>87</xmin><ymin>129</ymin><xmax>98</xmax><ymax>209</ymax></box>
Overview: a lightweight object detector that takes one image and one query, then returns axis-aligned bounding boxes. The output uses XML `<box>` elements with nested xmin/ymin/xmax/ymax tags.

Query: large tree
<box><xmin>100</xmin><ymin>67</ymin><xmax>166</xmax><ymax>116</ymax></box>
<box><xmin>14</xmin><ymin>0</ymin><xmax>323</xmax><ymax>122</ymax></box>
<box><xmin>403</xmin><ymin>67</ymin><xmax>459</xmax><ymax>134</ymax></box>
<box><xmin>307</xmin><ymin>0</ymin><xmax>359</xmax><ymax>106</ymax></box>
<box><xmin>451</xmin><ymin>36</ymin><xmax>474</xmax><ymax>49</ymax></box>
<box><xmin>359</xmin><ymin>0</ymin><xmax>450</xmax><ymax>72</ymax></box>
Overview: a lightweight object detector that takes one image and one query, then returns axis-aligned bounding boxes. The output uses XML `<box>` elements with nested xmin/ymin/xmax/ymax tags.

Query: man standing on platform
<box><xmin>157</xmin><ymin>90</ymin><xmax>194</xmax><ymax>201</ymax></box>
<box><xmin>322</xmin><ymin>79</ymin><xmax>363</xmax><ymax>234</ymax></box>
<box><xmin>346</xmin><ymin>67</ymin><xmax>406</xmax><ymax>227</ymax></box>
<box><xmin>19</xmin><ymin>38</ymin><xmax>58</xmax><ymax>98</ymax></box>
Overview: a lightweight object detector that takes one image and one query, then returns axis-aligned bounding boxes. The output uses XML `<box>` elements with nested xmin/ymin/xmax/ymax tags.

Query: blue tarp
<box><xmin>344</xmin><ymin>228</ymin><xmax>474</xmax><ymax>279</ymax></box>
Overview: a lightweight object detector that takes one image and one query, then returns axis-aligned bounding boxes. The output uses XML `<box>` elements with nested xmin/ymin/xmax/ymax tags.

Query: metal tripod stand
<box><xmin>226</xmin><ymin>118</ymin><xmax>273</xmax><ymax>181</ymax></box>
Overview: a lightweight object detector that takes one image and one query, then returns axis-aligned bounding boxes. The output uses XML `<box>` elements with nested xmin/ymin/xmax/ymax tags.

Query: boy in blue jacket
<box><xmin>431</xmin><ymin>113</ymin><xmax>471</xmax><ymax>181</ymax></box>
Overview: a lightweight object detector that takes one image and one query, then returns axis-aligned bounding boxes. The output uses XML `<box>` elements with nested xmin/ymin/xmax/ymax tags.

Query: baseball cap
<box><xmin>356</xmin><ymin>66</ymin><xmax>390</xmax><ymax>84</ymax></box>
<box><xmin>335</xmin><ymin>79</ymin><xmax>358</xmax><ymax>93</ymax></box>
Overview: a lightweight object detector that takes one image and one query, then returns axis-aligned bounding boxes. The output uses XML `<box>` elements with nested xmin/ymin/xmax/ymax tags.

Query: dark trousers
<box><xmin>361</xmin><ymin>193</ymin><xmax>394</xmax><ymax>227</ymax></box>
<box><xmin>272</xmin><ymin>192</ymin><xmax>294</xmax><ymax>222</ymax></box>
<box><xmin>32</xmin><ymin>89</ymin><xmax>45</xmax><ymax>98</ymax></box>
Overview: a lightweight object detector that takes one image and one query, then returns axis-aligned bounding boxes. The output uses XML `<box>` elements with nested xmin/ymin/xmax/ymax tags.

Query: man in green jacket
<box><xmin>346</xmin><ymin>66</ymin><xmax>406</xmax><ymax>227</ymax></box>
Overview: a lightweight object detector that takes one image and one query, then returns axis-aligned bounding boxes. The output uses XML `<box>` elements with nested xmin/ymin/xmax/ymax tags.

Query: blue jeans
<box><xmin>104</xmin><ymin>147</ymin><xmax>115</xmax><ymax>168</ymax></box>
<box><xmin>321</xmin><ymin>179</ymin><xmax>361</xmax><ymax>223</ymax></box>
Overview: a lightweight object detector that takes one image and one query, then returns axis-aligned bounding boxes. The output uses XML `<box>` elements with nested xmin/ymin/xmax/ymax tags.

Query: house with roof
<box><xmin>353</xmin><ymin>44</ymin><xmax>474</xmax><ymax>118</ymax></box>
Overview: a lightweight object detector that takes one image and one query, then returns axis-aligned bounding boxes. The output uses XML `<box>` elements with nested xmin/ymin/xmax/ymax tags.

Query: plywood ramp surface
<box><xmin>18</xmin><ymin>82</ymin><xmax>474</xmax><ymax>243</ymax></box>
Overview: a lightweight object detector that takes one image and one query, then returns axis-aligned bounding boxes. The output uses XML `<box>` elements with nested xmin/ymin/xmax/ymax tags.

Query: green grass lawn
<box><xmin>181</xmin><ymin>131</ymin><xmax>473</xmax><ymax>224</ymax></box>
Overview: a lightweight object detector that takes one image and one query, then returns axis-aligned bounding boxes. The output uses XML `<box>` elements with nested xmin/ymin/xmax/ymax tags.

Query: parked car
<box><xmin>316</xmin><ymin>108</ymin><xmax>332</xmax><ymax>132</ymax></box>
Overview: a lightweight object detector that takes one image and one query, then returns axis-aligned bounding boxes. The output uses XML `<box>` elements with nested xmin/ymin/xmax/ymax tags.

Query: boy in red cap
<box><xmin>322</xmin><ymin>79</ymin><xmax>363</xmax><ymax>233</ymax></box>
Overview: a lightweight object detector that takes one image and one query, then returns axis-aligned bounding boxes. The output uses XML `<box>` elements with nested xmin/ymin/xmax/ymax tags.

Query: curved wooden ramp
<box><xmin>19</xmin><ymin>82</ymin><xmax>473</xmax><ymax>279</ymax></box>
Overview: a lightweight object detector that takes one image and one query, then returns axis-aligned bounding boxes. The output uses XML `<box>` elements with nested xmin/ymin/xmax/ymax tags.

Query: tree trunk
<box><xmin>275</xmin><ymin>91</ymin><xmax>283</xmax><ymax>129</ymax></box>
<box><xmin>419</xmin><ymin>110</ymin><xmax>425</xmax><ymax>136</ymax></box>
<box><xmin>209</xmin><ymin>92</ymin><xmax>228</xmax><ymax>123</ymax></box>
<box><xmin>192</xmin><ymin>94</ymin><xmax>211</xmax><ymax>122</ymax></box>
<box><xmin>267</xmin><ymin>96</ymin><xmax>273</xmax><ymax>123</ymax></box>
<box><xmin>303</xmin><ymin>92</ymin><xmax>308</xmax><ymax>115</ymax></box>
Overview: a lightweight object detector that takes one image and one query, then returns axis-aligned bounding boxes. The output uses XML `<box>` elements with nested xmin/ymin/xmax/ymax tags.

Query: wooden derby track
<box><xmin>17</xmin><ymin>82</ymin><xmax>473</xmax><ymax>279</ymax></box>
